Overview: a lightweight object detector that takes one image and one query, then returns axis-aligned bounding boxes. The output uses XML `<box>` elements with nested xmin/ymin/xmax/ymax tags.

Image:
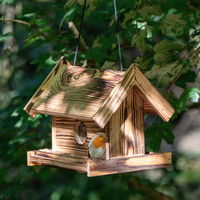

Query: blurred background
<box><xmin>0</xmin><ymin>0</ymin><xmax>200</xmax><ymax>199</ymax></box>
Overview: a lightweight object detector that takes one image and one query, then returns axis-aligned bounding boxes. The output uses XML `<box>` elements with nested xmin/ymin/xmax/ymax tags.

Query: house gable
<box><xmin>93</xmin><ymin>65</ymin><xmax>175</xmax><ymax>128</ymax></box>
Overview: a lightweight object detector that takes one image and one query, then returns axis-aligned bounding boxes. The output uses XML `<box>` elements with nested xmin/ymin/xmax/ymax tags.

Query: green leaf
<box><xmin>122</xmin><ymin>10</ymin><xmax>135</xmax><ymax>28</ymax></box>
<box><xmin>59</xmin><ymin>7</ymin><xmax>76</xmax><ymax>30</ymax></box>
<box><xmin>45</xmin><ymin>56</ymin><xmax>57</xmax><ymax>66</ymax></box>
<box><xmin>0</xmin><ymin>33</ymin><xmax>13</xmax><ymax>42</ymax></box>
<box><xmin>131</xmin><ymin>29</ymin><xmax>147</xmax><ymax>51</ymax></box>
<box><xmin>138</xmin><ymin>5</ymin><xmax>161</xmax><ymax>19</ymax></box>
<box><xmin>154</xmin><ymin>40</ymin><xmax>182</xmax><ymax>53</ymax></box>
<box><xmin>146</xmin><ymin>122</ymin><xmax>174</xmax><ymax>151</ymax></box>
<box><xmin>0</xmin><ymin>0</ymin><xmax>14</xmax><ymax>4</ymax></box>
<box><xmin>35</xmin><ymin>19</ymin><xmax>48</xmax><ymax>26</ymax></box>
<box><xmin>145</xmin><ymin>62</ymin><xmax>184</xmax><ymax>86</ymax></box>
<box><xmin>153</xmin><ymin>40</ymin><xmax>182</xmax><ymax>64</ymax></box>
<box><xmin>154</xmin><ymin>52</ymin><xmax>173</xmax><ymax>64</ymax></box>
<box><xmin>65</xmin><ymin>0</ymin><xmax>77</xmax><ymax>7</ymax></box>
<box><xmin>176</xmin><ymin>71</ymin><xmax>196</xmax><ymax>88</ymax></box>
<box><xmin>187</xmin><ymin>88</ymin><xmax>200</xmax><ymax>103</ymax></box>
<box><xmin>160</xmin><ymin>14</ymin><xmax>186</xmax><ymax>35</ymax></box>
<box><xmin>23</xmin><ymin>13</ymin><xmax>36</xmax><ymax>18</ymax></box>
<box><xmin>173</xmin><ymin>87</ymin><xmax>200</xmax><ymax>118</ymax></box>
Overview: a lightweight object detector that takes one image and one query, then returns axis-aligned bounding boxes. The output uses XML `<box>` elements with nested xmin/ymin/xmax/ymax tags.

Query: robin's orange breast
<box><xmin>92</xmin><ymin>137</ymin><xmax>106</xmax><ymax>148</ymax></box>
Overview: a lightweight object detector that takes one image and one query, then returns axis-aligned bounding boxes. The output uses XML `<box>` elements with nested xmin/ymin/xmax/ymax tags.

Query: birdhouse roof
<box><xmin>24</xmin><ymin>56</ymin><xmax>174</xmax><ymax>128</ymax></box>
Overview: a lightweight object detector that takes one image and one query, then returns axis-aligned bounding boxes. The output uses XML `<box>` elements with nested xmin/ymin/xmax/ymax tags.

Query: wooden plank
<box><xmin>134</xmin><ymin>87</ymin><xmax>157</xmax><ymax>115</ymax></box>
<box><xmin>24</xmin><ymin>56</ymin><xmax>66</xmax><ymax>117</ymax></box>
<box><xmin>53</xmin><ymin>147</ymin><xmax>88</xmax><ymax>156</ymax></box>
<box><xmin>93</xmin><ymin>64</ymin><xmax>137</xmax><ymax>128</ymax></box>
<box><xmin>135</xmin><ymin>67</ymin><xmax>174</xmax><ymax>121</ymax></box>
<box><xmin>24</xmin><ymin>58</ymin><xmax>124</xmax><ymax>120</ymax></box>
<box><xmin>27</xmin><ymin>149</ymin><xmax>87</xmax><ymax>172</ymax></box>
<box><xmin>133</xmin><ymin>91</ymin><xmax>145</xmax><ymax>154</ymax></box>
<box><xmin>31</xmin><ymin>109</ymin><xmax>93</xmax><ymax>121</ymax></box>
<box><xmin>109</xmin><ymin>104</ymin><xmax>122</xmax><ymax>157</ymax></box>
<box><xmin>87</xmin><ymin>152</ymin><xmax>172</xmax><ymax>177</ymax></box>
<box><xmin>124</xmin><ymin>91</ymin><xmax>135</xmax><ymax>155</ymax></box>
<box><xmin>109</xmin><ymin>89</ymin><xmax>144</xmax><ymax>157</ymax></box>
<box><xmin>53</xmin><ymin>117</ymin><xmax>102</xmax><ymax>155</ymax></box>
<box><xmin>27</xmin><ymin>151</ymin><xmax>40</xmax><ymax>166</ymax></box>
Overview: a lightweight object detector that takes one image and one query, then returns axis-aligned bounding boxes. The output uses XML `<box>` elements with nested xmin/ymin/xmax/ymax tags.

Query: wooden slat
<box><xmin>135</xmin><ymin>67</ymin><xmax>174</xmax><ymax>121</ymax></box>
<box><xmin>24</xmin><ymin>57</ymin><xmax>66</xmax><ymax>117</ymax></box>
<box><xmin>24</xmin><ymin>57</ymin><xmax>124</xmax><ymax>120</ymax></box>
<box><xmin>52</xmin><ymin>117</ymin><xmax>103</xmax><ymax>155</ymax></box>
<box><xmin>134</xmin><ymin>87</ymin><xmax>157</xmax><ymax>115</ymax></box>
<box><xmin>124</xmin><ymin>91</ymin><xmax>135</xmax><ymax>155</ymax></box>
<box><xmin>109</xmin><ymin>89</ymin><xmax>144</xmax><ymax>157</ymax></box>
<box><xmin>27</xmin><ymin>149</ymin><xmax>87</xmax><ymax>172</ymax></box>
<box><xmin>133</xmin><ymin>91</ymin><xmax>145</xmax><ymax>154</ymax></box>
<box><xmin>93</xmin><ymin>64</ymin><xmax>137</xmax><ymax>128</ymax></box>
<box><xmin>109</xmin><ymin>104</ymin><xmax>122</xmax><ymax>157</ymax></box>
<box><xmin>87</xmin><ymin>152</ymin><xmax>172</xmax><ymax>177</ymax></box>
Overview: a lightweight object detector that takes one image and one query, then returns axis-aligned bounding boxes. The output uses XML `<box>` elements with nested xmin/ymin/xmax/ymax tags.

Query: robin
<box><xmin>88</xmin><ymin>132</ymin><xmax>108</xmax><ymax>160</ymax></box>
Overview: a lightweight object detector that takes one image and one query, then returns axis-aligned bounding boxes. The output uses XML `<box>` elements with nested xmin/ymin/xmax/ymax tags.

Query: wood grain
<box><xmin>27</xmin><ymin>149</ymin><xmax>87</xmax><ymax>172</ymax></box>
<box><xmin>133</xmin><ymin>90</ymin><xmax>145</xmax><ymax>154</ymax></box>
<box><xmin>93</xmin><ymin>65</ymin><xmax>174</xmax><ymax>128</ymax></box>
<box><xmin>109</xmin><ymin>89</ymin><xmax>144</xmax><ymax>157</ymax></box>
<box><xmin>93</xmin><ymin>64</ymin><xmax>137</xmax><ymax>128</ymax></box>
<box><xmin>87</xmin><ymin>152</ymin><xmax>172</xmax><ymax>177</ymax></box>
<box><xmin>24</xmin><ymin>57</ymin><xmax>66</xmax><ymax>117</ymax></box>
<box><xmin>24</xmin><ymin>59</ymin><xmax>174</xmax><ymax>128</ymax></box>
<box><xmin>52</xmin><ymin>117</ymin><xmax>104</xmax><ymax>155</ymax></box>
<box><xmin>24</xmin><ymin>58</ymin><xmax>124</xmax><ymax>120</ymax></box>
<box><xmin>135</xmin><ymin>67</ymin><xmax>174</xmax><ymax>121</ymax></box>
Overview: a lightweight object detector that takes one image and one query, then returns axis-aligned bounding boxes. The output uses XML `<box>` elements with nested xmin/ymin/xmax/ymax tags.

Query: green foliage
<box><xmin>160</xmin><ymin>14</ymin><xmax>186</xmax><ymax>36</ymax></box>
<box><xmin>172</xmin><ymin>87</ymin><xmax>200</xmax><ymax>119</ymax></box>
<box><xmin>0</xmin><ymin>0</ymin><xmax>200</xmax><ymax>199</ymax></box>
<box><xmin>0</xmin><ymin>32</ymin><xmax>13</xmax><ymax>42</ymax></box>
<box><xmin>146</xmin><ymin>122</ymin><xmax>174</xmax><ymax>151</ymax></box>
<box><xmin>153</xmin><ymin>40</ymin><xmax>182</xmax><ymax>64</ymax></box>
<box><xmin>0</xmin><ymin>0</ymin><xmax>14</xmax><ymax>4</ymax></box>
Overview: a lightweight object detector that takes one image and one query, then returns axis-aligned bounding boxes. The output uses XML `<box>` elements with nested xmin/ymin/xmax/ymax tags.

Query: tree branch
<box><xmin>0</xmin><ymin>18</ymin><xmax>49</xmax><ymax>40</ymax></box>
<box><xmin>128</xmin><ymin>177</ymin><xmax>179</xmax><ymax>200</ymax></box>
<box><xmin>0</xmin><ymin>18</ymin><xmax>31</xmax><ymax>26</ymax></box>
<box><xmin>68</xmin><ymin>21</ymin><xmax>89</xmax><ymax>51</ymax></box>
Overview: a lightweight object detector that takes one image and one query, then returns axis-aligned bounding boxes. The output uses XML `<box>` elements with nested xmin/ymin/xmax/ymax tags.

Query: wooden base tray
<box><xmin>27</xmin><ymin>149</ymin><xmax>172</xmax><ymax>177</ymax></box>
<box><xmin>87</xmin><ymin>152</ymin><xmax>172</xmax><ymax>177</ymax></box>
<box><xmin>27</xmin><ymin>149</ymin><xmax>88</xmax><ymax>172</ymax></box>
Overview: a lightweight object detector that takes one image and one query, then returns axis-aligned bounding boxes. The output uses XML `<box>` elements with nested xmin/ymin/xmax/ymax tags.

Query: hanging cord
<box><xmin>113</xmin><ymin>0</ymin><xmax>123</xmax><ymax>71</ymax></box>
<box><xmin>73</xmin><ymin>0</ymin><xmax>87</xmax><ymax>67</ymax></box>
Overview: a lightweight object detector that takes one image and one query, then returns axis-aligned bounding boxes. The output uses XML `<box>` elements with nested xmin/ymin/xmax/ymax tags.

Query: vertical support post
<box><xmin>109</xmin><ymin>89</ymin><xmax>145</xmax><ymax>158</ymax></box>
<box><xmin>133</xmin><ymin>90</ymin><xmax>145</xmax><ymax>154</ymax></box>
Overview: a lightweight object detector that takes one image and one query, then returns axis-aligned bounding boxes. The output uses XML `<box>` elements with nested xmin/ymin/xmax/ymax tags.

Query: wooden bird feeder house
<box><xmin>24</xmin><ymin>56</ymin><xmax>174</xmax><ymax>177</ymax></box>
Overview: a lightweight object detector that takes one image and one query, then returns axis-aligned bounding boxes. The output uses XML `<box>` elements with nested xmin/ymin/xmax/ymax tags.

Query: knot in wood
<box><xmin>61</xmin><ymin>68</ymin><xmax>97</xmax><ymax>87</ymax></box>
